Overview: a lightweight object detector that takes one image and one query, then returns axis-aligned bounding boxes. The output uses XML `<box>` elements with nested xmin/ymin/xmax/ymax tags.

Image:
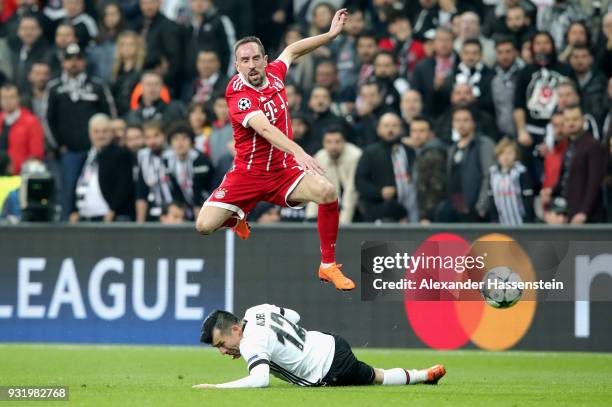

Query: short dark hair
<box><xmin>374</xmin><ymin>50</ymin><xmax>394</xmax><ymax>62</ymax></box>
<box><xmin>142</xmin><ymin>120</ymin><xmax>164</xmax><ymax>134</ymax></box>
<box><xmin>323</xmin><ymin>126</ymin><xmax>345</xmax><ymax>139</ymax></box>
<box><xmin>563</xmin><ymin>103</ymin><xmax>583</xmax><ymax>115</ymax></box>
<box><xmin>234</xmin><ymin>36</ymin><xmax>266</xmax><ymax>57</ymax></box>
<box><xmin>0</xmin><ymin>82</ymin><xmax>19</xmax><ymax>94</ymax></box>
<box><xmin>200</xmin><ymin>310</ymin><xmax>240</xmax><ymax>344</ymax></box>
<box><xmin>356</xmin><ymin>30</ymin><xmax>377</xmax><ymax>43</ymax></box>
<box><xmin>411</xmin><ymin>115</ymin><xmax>433</xmax><ymax>130</ymax></box>
<box><xmin>126</xmin><ymin>124</ymin><xmax>143</xmax><ymax>133</ymax></box>
<box><xmin>166</xmin><ymin>121</ymin><xmax>195</xmax><ymax>143</ymax></box>
<box><xmin>452</xmin><ymin>106</ymin><xmax>475</xmax><ymax>120</ymax></box>
<box><xmin>162</xmin><ymin>201</ymin><xmax>186</xmax><ymax>216</ymax></box>
<box><xmin>494</xmin><ymin>35</ymin><xmax>515</xmax><ymax>48</ymax></box>
<box><xmin>570</xmin><ymin>43</ymin><xmax>592</xmax><ymax>56</ymax></box>
<box><xmin>462</xmin><ymin>38</ymin><xmax>482</xmax><ymax>52</ymax></box>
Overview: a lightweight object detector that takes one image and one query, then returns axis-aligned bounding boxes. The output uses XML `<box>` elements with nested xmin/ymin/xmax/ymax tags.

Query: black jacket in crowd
<box><xmin>111</xmin><ymin>66</ymin><xmax>141</xmax><ymax>116</ymax></box>
<box><xmin>412</xmin><ymin>55</ymin><xmax>458</xmax><ymax>118</ymax></box>
<box><xmin>434</xmin><ymin>106</ymin><xmax>499</xmax><ymax>145</ymax></box>
<box><xmin>125</xmin><ymin>98</ymin><xmax>186</xmax><ymax>127</ymax></box>
<box><xmin>47</xmin><ymin>72</ymin><xmax>116</xmax><ymax>152</ymax></box>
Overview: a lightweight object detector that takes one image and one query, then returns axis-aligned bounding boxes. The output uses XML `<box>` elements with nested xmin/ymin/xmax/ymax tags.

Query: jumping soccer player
<box><xmin>195</xmin><ymin>9</ymin><xmax>354</xmax><ymax>291</ymax></box>
<box><xmin>193</xmin><ymin>304</ymin><xmax>446</xmax><ymax>388</ymax></box>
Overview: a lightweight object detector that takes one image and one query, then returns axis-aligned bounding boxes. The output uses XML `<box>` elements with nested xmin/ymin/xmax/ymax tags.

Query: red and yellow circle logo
<box><xmin>403</xmin><ymin>233</ymin><xmax>537</xmax><ymax>351</ymax></box>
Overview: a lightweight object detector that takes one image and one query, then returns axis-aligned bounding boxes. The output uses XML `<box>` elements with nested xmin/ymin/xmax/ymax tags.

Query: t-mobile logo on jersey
<box><xmin>263</xmin><ymin>100</ymin><xmax>279</xmax><ymax>123</ymax></box>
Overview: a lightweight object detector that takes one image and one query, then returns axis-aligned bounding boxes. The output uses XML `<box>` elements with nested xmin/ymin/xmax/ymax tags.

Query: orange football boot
<box><xmin>423</xmin><ymin>364</ymin><xmax>446</xmax><ymax>384</ymax></box>
<box><xmin>318</xmin><ymin>263</ymin><xmax>355</xmax><ymax>291</ymax></box>
<box><xmin>231</xmin><ymin>218</ymin><xmax>250</xmax><ymax>240</ymax></box>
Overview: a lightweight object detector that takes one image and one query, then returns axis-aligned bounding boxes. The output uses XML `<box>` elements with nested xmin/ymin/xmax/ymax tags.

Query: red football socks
<box><xmin>317</xmin><ymin>200</ymin><xmax>339</xmax><ymax>264</ymax></box>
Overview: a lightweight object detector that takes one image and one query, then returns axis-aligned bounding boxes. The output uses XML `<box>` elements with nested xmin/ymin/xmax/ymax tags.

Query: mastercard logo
<box><xmin>403</xmin><ymin>233</ymin><xmax>537</xmax><ymax>351</ymax></box>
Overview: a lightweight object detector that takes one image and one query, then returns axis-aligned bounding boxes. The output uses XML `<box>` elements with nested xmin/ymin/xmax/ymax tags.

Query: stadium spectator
<box><xmin>355</xmin><ymin>31</ymin><xmax>378</xmax><ymax>88</ymax></box>
<box><xmin>434</xmin><ymin>83</ymin><xmax>498</xmax><ymax>145</ymax></box>
<box><xmin>372</xmin><ymin>51</ymin><xmax>408</xmax><ymax>113</ymax></box>
<box><xmin>540</xmin><ymin>111</ymin><xmax>568</xmax><ymax>210</ymax></box>
<box><xmin>306</xmin><ymin>85</ymin><xmax>348</xmax><ymax>156</ymax></box>
<box><xmin>134</xmin><ymin>0</ymin><xmax>182</xmax><ymax>96</ymax></box>
<box><xmin>62</xmin><ymin>0</ymin><xmax>98</xmax><ymax>48</ymax></box>
<box><xmin>537</xmin><ymin>0</ymin><xmax>587</xmax><ymax>51</ymax></box>
<box><xmin>285</xmin><ymin>84</ymin><xmax>305</xmax><ymax>117</ymax></box>
<box><xmin>454</xmin><ymin>12</ymin><xmax>496</xmax><ymax>67</ymax></box>
<box><xmin>135</xmin><ymin>120</ymin><xmax>170</xmax><ymax>222</ymax></box>
<box><xmin>47</xmin><ymin>43</ymin><xmax>116</xmax><ymax>220</ymax></box>
<box><xmin>208</xmin><ymin>95</ymin><xmax>232</xmax><ymax>167</ymax></box>
<box><xmin>491</xmin><ymin>36</ymin><xmax>525</xmax><ymax>138</ymax></box>
<box><xmin>4</xmin><ymin>0</ymin><xmax>53</xmax><ymax>43</ymax></box>
<box><xmin>306</xmin><ymin>2</ymin><xmax>335</xmax><ymax>58</ymax></box>
<box><xmin>332</xmin><ymin>7</ymin><xmax>364</xmax><ymax>95</ymax></box>
<box><xmin>355</xmin><ymin>112</ymin><xmax>418</xmax><ymax>223</ymax></box>
<box><xmin>9</xmin><ymin>15</ymin><xmax>48</xmax><ymax>92</ymax></box>
<box><xmin>551</xmin><ymin>104</ymin><xmax>606</xmax><ymax>223</ymax></box>
<box><xmin>125</xmin><ymin>124</ymin><xmax>144</xmax><ymax>154</ymax></box>
<box><xmin>514</xmin><ymin>31</ymin><xmax>574</xmax><ymax>186</ymax></box>
<box><xmin>183</xmin><ymin>0</ymin><xmax>235</xmax><ymax>81</ymax></box>
<box><xmin>305</xmin><ymin>126</ymin><xmax>362</xmax><ymax>224</ymax></box>
<box><xmin>211</xmin><ymin>138</ymin><xmax>235</xmax><ymax>189</ymax></box>
<box><xmin>88</xmin><ymin>2</ymin><xmax>125</xmax><ymax>83</ymax></box>
<box><xmin>408</xmin><ymin>115</ymin><xmax>447</xmax><ymax>224</ymax></box>
<box><xmin>184</xmin><ymin>50</ymin><xmax>228</xmax><ymax>105</ymax></box>
<box><xmin>399</xmin><ymin>89</ymin><xmax>425</xmax><ymax>137</ymax></box>
<box><xmin>487</xmin><ymin>137</ymin><xmax>535</xmax><ymax>225</ymax></box>
<box><xmin>0</xmin><ymin>82</ymin><xmax>44</xmax><ymax>175</ymax></box>
<box><xmin>111</xmin><ymin>31</ymin><xmax>144</xmax><ymax>117</ymax></box>
<box><xmin>492</xmin><ymin>5</ymin><xmax>535</xmax><ymax>51</ymax></box>
<box><xmin>252</xmin><ymin>0</ymin><xmax>290</xmax><ymax>53</ymax></box>
<box><xmin>556</xmin><ymin>81</ymin><xmax>601</xmax><ymax>141</ymax></box>
<box><xmin>597</xmin><ymin>11</ymin><xmax>612</xmax><ymax>78</ymax></box>
<box><xmin>48</xmin><ymin>22</ymin><xmax>77</xmax><ymax>77</ymax></box>
<box><xmin>519</xmin><ymin>35</ymin><xmax>533</xmax><ymax>65</ymax></box>
<box><xmin>189</xmin><ymin>102</ymin><xmax>212</xmax><ymax>154</ymax></box>
<box><xmin>247</xmin><ymin>202</ymin><xmax>281</xmax><ymax>224</ymax></box>
<box><xmin>492</xmin><ymin>0</ymin><xmax>538</xmax><ymax>34</ymax></box>
<box><xmin>110</xmin><ymin>118</ymin><xmax>127</xmax><ymax>145</ymax></box>
<box><xmin>0</xmin><ymin>36</ymin><xmax>12</xmax><ymax>85</ymax></box>
<box><xmin>379</xmin><ymin>12</ymin><xmax>426</xmax><ymax>82</ymax></box>
<box><xmin>21</xmin><ymin>61</ymin><xmax>54</xmax><ymax>151</ymax></box>
<box><xmin>159</xmin><ymin>201</ymin><xmax>187</xmax><ymax>224</ymax></box>
<box><xmin>435</xmin><ymin>107</ymin><xmax>495</xmax><ymax>222</ymax></box>
<box><xmin>568</xmin><ymin>45</ymin><xmax>609</xmax><ymax>125</ymax></box>
<box><xmin>125</xmin><ymin>71</ymin><xmax>185</xmax><ymax>126</ymax></box>
<box><xmin>313</xmin><ymin>59</ymin><xmax>348</xmax><ymax>112</ymax></box>
<box><xmin>412</xmin><ymin>0</ymin><xmax>442</xmax><ymax>41</ymax></box>
<box><xmin>216</xmin><ymin>0</ymin><xmax>254</xmax><ymax>40</ymax></box>
<box><xmin>558</xmin><ymin>20</ymin><xmax>591</xmax><ymax>63</ymax></box>
<box><xmin>352</xmin><ymin>81</ymin><xmax>388</xmax><ymax>148</ymax></box>
<box><xmin>412</xmin><ymin>27</ymin><xmax>458</xmax><ymax>118</ymax></box>
<box><xmin>165</xmin><ymin>122</ymin><xmax>214</xmax><ymax>220</ymax></box>
<box><xmin>70</xmin><ymin>113</ymin><xmax>134</xmax><ymax>223</ymax></box>
<box><xmin>291</xmin><ymin>113</ymin><xmax>316</xmax><ymax>156</ymax></box>
<box><xmin>278</xmin><ymin>27</ymin><xmax>315</xmax><ymax>93</ymax></box>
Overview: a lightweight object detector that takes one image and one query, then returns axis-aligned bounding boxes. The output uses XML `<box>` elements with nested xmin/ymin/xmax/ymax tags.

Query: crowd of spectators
<box><xmin>1</xmin><ymin>0</ymin><xmax>612</xmax><ymax>225</ymax></box>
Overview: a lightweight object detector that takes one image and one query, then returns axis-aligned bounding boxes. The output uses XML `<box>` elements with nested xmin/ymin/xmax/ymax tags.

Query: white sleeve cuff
<box><xmin>216</xmin><ymin>364</ymin><xmax>270</xmax><ymax>388</ymax></box>
<box><xmin>242</xmin><ymin>110</ymin><xmax>264</xmax><ymax>128</ymax></box>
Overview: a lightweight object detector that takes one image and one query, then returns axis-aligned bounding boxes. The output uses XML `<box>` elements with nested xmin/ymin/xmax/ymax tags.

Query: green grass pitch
<box><xmin>1</xmin><ymin>344</ymin><xmax>611</xmax><ymax>406</ymax></box>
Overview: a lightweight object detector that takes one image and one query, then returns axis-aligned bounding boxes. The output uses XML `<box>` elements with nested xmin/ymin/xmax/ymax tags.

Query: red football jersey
<box><xmin>226</xmin><ymin>60</ymin><xmax>296</xmax><ymax>173</ymax></box>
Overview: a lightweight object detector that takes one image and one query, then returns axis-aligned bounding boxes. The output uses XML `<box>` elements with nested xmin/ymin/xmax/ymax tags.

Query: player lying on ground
<box><xmin>193</xmin><ymin>304</ymin><xmax>446</xmax><ymax>388</ymax></box>
<box><xmin>195</xmin><ymin>9</ymin><xmax>355</xmax><ymax>291</ymax></box>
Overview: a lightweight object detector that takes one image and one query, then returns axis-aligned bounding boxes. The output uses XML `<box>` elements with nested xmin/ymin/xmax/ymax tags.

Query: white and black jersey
<box><xmin>240</xmin><ymin>304</ymin><xmax>335</xmax><ymax>387</ymax></box>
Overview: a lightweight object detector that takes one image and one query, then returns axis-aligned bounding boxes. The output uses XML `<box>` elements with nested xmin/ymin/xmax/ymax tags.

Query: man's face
<box><xmin>62</xmin><ymin>56</ymin><xmax>86</xmax><ymax>76</ymax></box>
<box><xmin>374</xmin><ymin>54</ymin><xmax>396</xmax><ymax>79</ymax></box>
<box><xmin>495</xmin><ymin>43</ymin><xmax>516</xmax><ymax>70</ymax></box>
<box><xmin>563</xmin><ymin>108</ymin><xmax>584</xmax><ymax>138</ymax></box>
<box><xmin>28</xmin><ymin>63</ymin><xmax>50</xmax><ymax>90</ymax></box>
<box><xmin>308</xmin><ymin>88</ymin><xmax>331</xmax><ymax>113</ymax></box>
<box><xmin>461</xmin><ymin>43</ymin><xmax>481</xmax><ymax>67</ymax></box>
<box><xmin>90</xmin><ymin>120</ymin><xmax>113</xmax><ymax>150</ymax></box>
<box><xmin>389</xmin><ymin>18</ymin><xmax>412</xmax><ymax>41</ymax></box>
<box><xmin>345</xmin><ymin>10</ymin><xmax>364</xmax><ymax>36</ymax></box>
<box><xmin>506</xmin><ymin>8</ymin><xmax>526</xmax><ymax>31</ymax></box>
<box><xmin>144</xmin><ymin>128</ymin><xmax>165</xmax><ymax>152</ymax></box>
<box><xmin>312</xmin><ymin>5</ymin><xmax>333</xmax><ymax>31</ymax></box>
<box><xmin>285</xmin><ymin>85</ymin><xmax>301</xmax><ymax>111</ymax></box>
<box><xmin>161</xmin><ymin>205</ymin><xmax>185</xmax><ymax>224</ymax></box>
<box><xmin>197</xmin><ymin>52</ymin><xmax>220</xmax><ymax>78</ymax></box>
<box><xmin>140</xmin><ymin>0</ymin><xmax>159</xmax><ymax>18</ymax></box>
<box><xmin>567</xmin><ymin>24</ymin><xmax>587</xmax><ymax>46</ymax></box>
<box><xmin>323</xmin><ymin>132</ymin><xmax>345</xmax><ymax>159</ymax></box>
<box><xmin>451</xmin><ymin>84</ymin><xmax>475</xmax><ymax>106</ymax></box>
<box><xmin>18</xmin><ymin>18</ymin><xmax>41</xmax><ymax>46</ymax></box>
<box><xmin>460</xmin><ymin>13</ymin><xmax>480</xmax><ymax>39</ymax></box>
<box><xmin>410</xmin><ymin>120</ymin><xmax>431</xmax><ymax>147</ymax></box>
<box><xmin>55</xmin><ymin>25</ymin><xmax>76</xmax><ymax>49</ymax></box>
<box><xmin>603</xmin><ymin>13</ymin><xmax>612</xmax><ymax>38</ymax></box>
<box><xmin>569</xmin><ymin>49</ymin><xmax>592</xmax><ymax>75</ymax></box>
<box><xmin>377</xmin><ymin>113</ymin><xmax>402</xmax><ymax>142</ymax></box>
<box><xmin>0</xmin><ymin>88</ymin><xmax>20</xmax><ymax>113</ymax></box>
<box><xmin>533</xmin><ymin>34</ymin><xmax>553</xmax><ymax>56</ymax></box>
<box><xmin>110</xmin><ymin>119</ymin><xmax>126</xmax><ymax>142</ymax></box>
<box><xmin>315</xmin><ymin>63</ymin><xmax>337</xmax><ymax>88</ymax></box>
<box><xmin>452</xmin><ymin>110</ymin><xmax>475</xmax><ymax>138</ymax></box>
<box><xmin>142</xmin><ymin>74</ymin><xmax>162</xmax><ymax>103</ymax></box>
<box><xmin>171</xmin><ymin>133</ymin><xmax>192</xmax><ymax>157</ymax></box>
<box><xmin>434</xmin><ymin>31</ymin><xmax>454</xmax><ymax>57</ymax></box>
<box><xmin>235</xmin><ymin>42</ymin><xmax>267</xmax><ymax>87</ymax></box>
<box><xmin>359</xmin><ymin>84</ymin><xmax>381</xmax><ymax>109</ymax></box>
<box><xmin>191</xmin><ymin>0</ymin><xmax>211</xmax><ymax>15</ymax></box>
<box><xmin>212</xmin><ymin>326</ymin><xmax>242</xmax><ymax>359</ymax></box>
<box><xmin>357</xmin><ymin>37</ymin><xmax>377</xmax><ymax>63</ymax></box>
<box><xmin>557</xmin><ymin>84</ymin><xmax>579</xmax><ymax>109</ymax></box>
<box><xmin>551</xmin><ymin>114</ymin><xmax>565</xmax><ymax>142</ymax></box>
<box><xmin>63</xmin><ymin>0</ymin><xmax>83</xmax><ymax>17</ymax></box>
<box><xmin>126</xmin><ymin>128</ymin><xmax>144</xmax><ymax>152</ymax></box>
<box><xmin>213</xmin><ymin>98</ymin><xmax>228</xmax><ymax>121</ymax></box>
<box><xmin>400</xmin><ymin>90</ymin><xmax>423</xmax><ymax>120</ymax></box>
<box><xmin>292</xmin><ymin>118</ymin><xmax>308</xmax><ymax>140</ymax></box>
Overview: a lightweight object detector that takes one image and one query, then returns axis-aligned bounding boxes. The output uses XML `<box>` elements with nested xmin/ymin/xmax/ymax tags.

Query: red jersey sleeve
<box><xmin>227</xmin><ymin>88</ymin><xmax>262</xmax><ymax>128</ymax></box>
<box><xmin>267</xmin><ymin>60</ymin><xmax>288</xmax><ymax>82</ymax></box>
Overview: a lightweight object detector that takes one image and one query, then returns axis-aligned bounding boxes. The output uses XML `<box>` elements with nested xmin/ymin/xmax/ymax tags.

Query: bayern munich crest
<box><xmin>238</xmin><ymin>98</ymin><xmax>251</xmax><ymax>111</ymax></box>
<box><xmin>214</xmin><ymin>188</ymin><xmax>227</xmax><ymax>199</ymax></box>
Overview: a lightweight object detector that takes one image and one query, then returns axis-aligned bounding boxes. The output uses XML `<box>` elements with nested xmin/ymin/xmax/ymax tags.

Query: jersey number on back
<box><xmin>270</xmin><ymin>312</ymin><xmax>306</xmax><ymax>351</ymax></box>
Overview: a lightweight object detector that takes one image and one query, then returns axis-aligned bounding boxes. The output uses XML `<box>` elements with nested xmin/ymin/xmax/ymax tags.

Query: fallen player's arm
<box><xmin>277</xmin><ymin>8</ymin><xmax>347</xmax><ymax>66</ymax></box>
<box><xmin>247</xmin><ymin>113</ymin><xmax>324</xmax><ymax>175</ymax></box>
<box><xmin>193</xmin><ymin>363</ymin><xmax>270</xmax><ymax>389</ymax></box>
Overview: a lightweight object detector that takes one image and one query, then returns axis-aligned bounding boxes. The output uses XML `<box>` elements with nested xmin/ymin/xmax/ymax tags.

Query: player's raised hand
<box><xmin>192</xmin><ymin>383</ymin><xmax>217</xmax><ymax>389</ymax></box>
<box><xmin>328</xmin><ymin>8</ymin><xmax>348</xmax><ymax>38</ymax></box>
<box><xmin>294</xmin><ymin>150</ymin><xmax>325</xmax><ymax>176</ymax></box>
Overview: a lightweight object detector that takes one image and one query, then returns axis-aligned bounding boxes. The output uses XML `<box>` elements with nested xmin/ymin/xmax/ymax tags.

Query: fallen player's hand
<box><xmin>192</xmin><ymin>384</ymin><xmax>217</xmax><ymax>389</ymax></box>
<box><xmin>294</xmin><ymin>150</ymin><xmax>325</xmax><ymax>175</ymax></box>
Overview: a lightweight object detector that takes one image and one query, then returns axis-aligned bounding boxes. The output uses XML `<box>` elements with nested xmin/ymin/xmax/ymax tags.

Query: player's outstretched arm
<box><xmin>192</xmin><ymin>364</ymin><xmax>270</xmax><ymax>389</ymax></box>
<box><xmin>278</xmin><ymin>8</ymin><xmax>347</xmax><ymax>67</ymax></box>
<box><xmin>248</xmin><ymin>113</ymin><xmax>324</xmax><ymax>175</ymax></box>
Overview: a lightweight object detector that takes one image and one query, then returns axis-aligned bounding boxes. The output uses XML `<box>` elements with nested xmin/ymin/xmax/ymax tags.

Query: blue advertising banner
<box><xmin>0</xmin><ymin>226</ymin><xmax>227</xmax><ymax>345</ymax></box>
